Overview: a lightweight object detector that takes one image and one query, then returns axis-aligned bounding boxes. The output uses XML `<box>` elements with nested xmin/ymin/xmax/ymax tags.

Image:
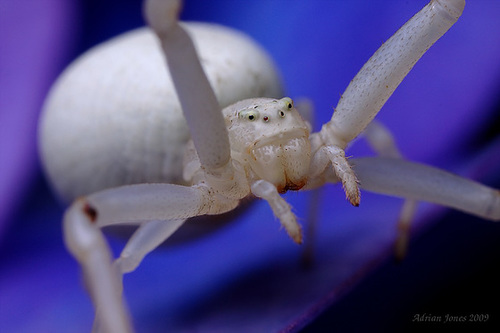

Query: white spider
<box><xmin>38</xmin><ymin>0</ymin><xmax>499</xmax><ymax>332</ymax></box>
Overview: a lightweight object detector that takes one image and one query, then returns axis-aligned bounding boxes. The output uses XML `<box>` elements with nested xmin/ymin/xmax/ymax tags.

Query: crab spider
<box><xmin>38</xmin><ymin>0</ymin><xmax>500</xmax><ymax>332</ymax></box>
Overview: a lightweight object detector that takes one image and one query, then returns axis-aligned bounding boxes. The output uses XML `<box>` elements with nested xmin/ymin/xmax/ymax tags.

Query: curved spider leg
<box><xmin>362</xmin><ymin>121</ymin><xmax>402</xmax><ymax>160</ymax></box>
<box><xmin>363</xmin><ymin>121</ymin><xmax>418</xmax><ymax>259</ymax></box>
<box><xmin>144</xmin><ymin>0</ymin><xmax>231</xmax><ymax>177</ymax></box>
<box><xmin>312</xmin><ymin>0</ymin><xmax>465</xmax><ymax>205</ymax></box>
<box><xmin>87</xmin><ymin>219</ymin><xmax>185</xmax><ymax>332</ymax></box>
<box><xmin>113</xmin><ymin>219</ymin><xmax>185</xmax><ymax>274</ymax></box>
<box><xmin>352</xmin><ymin>157</ymin><xmax>500</xmax><ymax>221</ymax></box>
<box><xmin>63</xmin><ymin>183</ymin><xmax>228</xmax><ymax>333</ymax></box>
<box><xmin>64</xmin><ymin>200</ymin><xmax>133</xmax><ymax>333</ymax></box>
<box><xmin>102</xmin><ymin>219</ymin><xmax>185</xmax><ymax>332</ymax></box>
<box><xmin>393</xmin><ymin>200</ymin><xmax>418</xmax><ymax>260</ymax></box>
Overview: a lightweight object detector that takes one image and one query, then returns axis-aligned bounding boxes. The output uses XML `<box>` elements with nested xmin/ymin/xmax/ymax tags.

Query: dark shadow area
<box><xmin>302</xmin><ymin>209</ymin><xmax>500</xmax><ymax>332</ymax></box>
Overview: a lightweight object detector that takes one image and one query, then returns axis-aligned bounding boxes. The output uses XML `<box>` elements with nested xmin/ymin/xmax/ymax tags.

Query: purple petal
<box><xmin>0</xmin><ymin>0</ymin><xmax>77</xmax><ymax>238</ymax></box>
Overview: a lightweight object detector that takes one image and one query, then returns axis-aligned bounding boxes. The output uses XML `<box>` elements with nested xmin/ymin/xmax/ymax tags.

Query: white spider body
<box><xmin>181</xmin><ymin>97</ymin><xmax>312</xmax><ymax>236</ymax></box>
<box><xmin>40</xmin><ymin>23</ymin><xmax>282</xmax><ymax>203</ymax></box>
<box><xmin>38</xmin><ymin>1</ymin><xmax>500</xmax><ymax>332</ymax></box>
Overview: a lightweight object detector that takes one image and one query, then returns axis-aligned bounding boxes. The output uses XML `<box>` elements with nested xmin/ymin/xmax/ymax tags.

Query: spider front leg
<box><xmin>352</xmin><ymin>157</ymin><xmax>500</xmax><ymax>221</ymax></box>
<box><xmin>321</xmin><ymin>0</ymin><xmax>465</xmax><ymax>147</ymax></box>
<box><xmin>310</xmin><ymin>0</ymin><xmax>465</xmax><ymax>204</ymax></box>
<box><xmin>64</xmin><ymin>200</ymin><xmax>132</xmax><ymax>333</ymax></box>
<box><xmin>251</xmin><ymin>179</ymin><xmax>302</xmax><ymax>243</ymax></box>
<box><xmin>145</xmin><ymin>0</ymin><xmax>231</xmax><ymax>175</ymax></box>
<box><xmin>64</xmin><ymin>183</ymin><xmax>237</xmax><ymax>333</ymax></box>
<box><xmin>363</xmin><ymin>121</ymin><xmax>418</xmax><ymax>259</ymax></box>
<box><xmin>308</xmin><ymin>144</ymin><xmax>360</xmax><ymax>206</ymax></box>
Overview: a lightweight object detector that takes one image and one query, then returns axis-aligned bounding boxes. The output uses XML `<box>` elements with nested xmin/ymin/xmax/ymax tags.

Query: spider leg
<box><xmin>353</xmin><ymin>157</ymin><xmax>500</xmax><ymax>221</ymax></box>
<box><xmin>113</xmin><ymin>219</ymin><xmax>185</xmax><ymax>274</ymax></box>
<box><xmin>309</xmin><ymin>145</ymin><xmax>360</xmax><ymax>206</ymax></box>
<box><xmin>363</xmin><ymin>121</ymin><xmax>418</xmax><ymax>259</ymax></box>
<box><xmin>63</xmin><ymin>183</ymin><xmax>230</xmax><ymax>333</ymax></box>
<box><xmin>312</xmin><ymin>0</ymin><xmax>465</xmax><ymax>208</ymax></box>
<box><xmin>144</xmin><ymin>0</ymin><xmax>231</xmax><ymax>175</ymax></box>
<box><xmin>363</xmin><ymin>121</ymin><xmax>402</xmax><ymax>159</ymax></box>
<box><xmin>308</xmin><ymin>0</ymin><xmax>465</xmax><ymax>244</ymax></box>
<box><xmin>64</xmin><ymin>199</ymin><xmax>133</xmax><ymax>333</ymax></box>
<box><xmin>251</xmin><ymin>180</ymin><xmax>302</xmax><ymax>244</ymax></box>
<box><xmin>320</xmin><ymin>0</ymin><xmax>465</xmax><ymax>148</ymax></box>
<box><xmin>393</xmin><ymin>199</ymin><xmax>418</xmax><ymax>260</ymax></box>
<box><xmin>93</xmin><ymin>219</ymin><xmax>185</xmax><ymax>333</ymax></box>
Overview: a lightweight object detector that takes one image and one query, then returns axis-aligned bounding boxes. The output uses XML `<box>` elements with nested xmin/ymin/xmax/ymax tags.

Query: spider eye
<box><xmin>279</xmin><ymin>97</ymin><xmax>294</xmax><ymax>110</ymax></box>
<box><xmin>238</xmin><ymin>109</ymin><xmax>259</xmax><ymax>121</ymax></box>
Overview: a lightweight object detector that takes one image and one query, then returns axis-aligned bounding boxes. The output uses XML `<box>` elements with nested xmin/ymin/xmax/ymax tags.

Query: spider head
<box><xmin>223</xmin><ymin>97</ymin><xmax>311</xmax><ymax>192</ymax></box>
